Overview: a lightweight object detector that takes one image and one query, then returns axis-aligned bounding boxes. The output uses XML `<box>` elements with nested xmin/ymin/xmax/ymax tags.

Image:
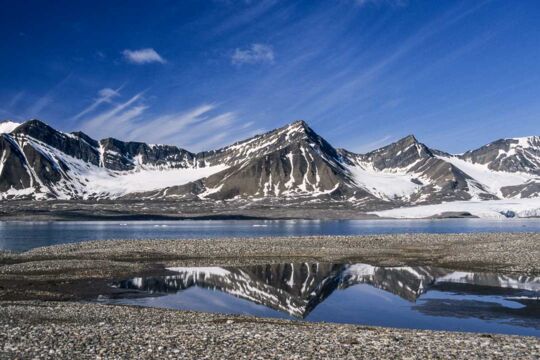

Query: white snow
<box><xmin>439</xmin><ymin>155</ymin><xmax>537</xmax><ymax>197</ymax></box>
<box><xmin>371</xmin><ymin>197</ymin><xmax>540</xmax><ymax>219</ymax></box>
<box><xmin>507</xmin><ymin>136</ymin><xmax>539</xmax><ymax>151</ymax></box>
<box><xmin>0</xmin><ymin>187</ymin><xmax>36</xmax><ymax>199</ymax></box>
<box><xmin>198</xmin><ymin>184</ymin><xmax>225</xmax><ymax>198</ymax></box>
<box><xmin>0</xmin><ymin>121</ymin><xmax>20</xmax><ymax>134</ymax></box>
<box><xmin>285</xmin><ymin>152</ymin><xmax>295</xmax><ymax>189</ymax></box>
<box><xmin>84</xmin><ymin>165</ymin><xmax>227</xmax><ymax>197</ymax></box>
<box><xmin>343</xmin><ymin>264</ymin><xmax>376</xmax><ymax>277</ymax></box>
<box><xmin>436</xmin><ymin>271</ymin><xmax>540</xmax><ymax>291</ymax></box>
<box><xmin>347</xmin><ymin>164</ymin><xmax>423</xmax><ymax>200</ymax></box>
<box><xmin>167</xmin><ymin>267</ymin><xmax>231</xmax><ymax>276</ymax></box>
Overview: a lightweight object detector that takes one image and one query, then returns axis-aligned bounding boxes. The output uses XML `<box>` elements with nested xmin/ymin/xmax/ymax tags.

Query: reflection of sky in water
<box><xmin>423</xmin><ymin>291</ymin><xmax>526</xmax><ymax>309</ymax></box>
<box><xmin>3</xmin><ymin>218</ymin><xmax>540</xmax><ymax>251</ymax></box>
<box><xmin>113</xmin><ymin>287</ymin><xmax>292</xmax><ymax>320</ymax></box>
<box><xmin>307</xmin><ymin>286</ymin><xmax>539</xmax><ymax>336</ymax></box>
<box><xmin>109</xmin><ymin>263</ymin><xmax>540</xmax><ymax>337</ymax></box>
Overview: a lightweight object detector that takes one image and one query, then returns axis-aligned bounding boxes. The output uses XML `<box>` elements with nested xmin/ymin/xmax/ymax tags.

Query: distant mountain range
<box><xmin>1</xmin><ymin>119</ymin><xmax>539</xmax><ymax>215</ymax></box>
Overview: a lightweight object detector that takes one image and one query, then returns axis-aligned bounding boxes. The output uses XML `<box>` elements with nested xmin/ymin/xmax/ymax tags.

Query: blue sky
<box><xmin>1</xmin><ymin>0</ymin><xmax>539</xmax><ymax>153</ymax></box>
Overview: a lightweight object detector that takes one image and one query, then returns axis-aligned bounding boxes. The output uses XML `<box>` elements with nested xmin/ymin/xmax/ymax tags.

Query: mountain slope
<box><xmin>132</xmin><ymin>121</ymin><xmax>377</xmax><ymax>202</ymax></box>
<box><xmin>341</xmin><ymin>135</ymin><xmax>497</xmax><ymax>204</ymax></box>
<box><xmin>0</xmin><ymin>118</ymin><xmax>539</xmax><ymax>214</ymax></box>
<box><xmin>442</xmin><ymin>137</ymin><xmax>540</xmax><ymax>199</ymax></box>
<box><xmin>0</xmin><ymin>120</ymin><xmax>222</xmax><ymax>199</ymax></box>
<box><xmin>461</xmin><ymin>136</ymin><xmax>540</xmax><ymax>174</ymax></box>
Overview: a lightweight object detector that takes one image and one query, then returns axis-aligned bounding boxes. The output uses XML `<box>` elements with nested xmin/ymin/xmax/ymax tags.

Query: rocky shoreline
<box><xmin>1</xmin><ymin>301</ymin><xmax>539</xmax><ymax>359</ymax></box>
<box><xmin>1</xmin><ymin>233</ymin><xmax>540</xmax><ymax>358</ymax></box>
<box><xmin>0</xmin><ymin>199</ymin><xmax>382</xmax><ymax>221</ymax></box>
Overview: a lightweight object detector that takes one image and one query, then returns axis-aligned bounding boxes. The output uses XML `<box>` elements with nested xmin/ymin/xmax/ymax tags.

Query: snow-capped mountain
<box><xmin>131</xmin><ymin>120</ymin><xmax>374</xmax><ymax>202</ymax></box>
<box><xmin>115</xmin><ymin>263</ymin><xmax>540</xmax><ymax>318</ymax></box>
<box><xmin>1</xmin><ymin>119</ymin><xmax>539</xmax><ymax>215</ymax></box>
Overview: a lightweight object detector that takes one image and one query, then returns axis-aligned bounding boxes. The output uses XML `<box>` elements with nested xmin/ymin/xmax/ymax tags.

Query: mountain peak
<box><xmin>366</xmin><ymin>134</ymin><xmax>423</xmax><ymax>156</ymax></box>
<box><xmin>289</xmin><ymin>119</ymin><xmax>308</xmax><ymax>127</ymax></box>
<box><xmin>280</xmin><ymin>119</ymin><xmax>311</xmax><ymax>136</ymax></box>
<box><xmin>395</xmin><ymin>134</ymin><xmax>418</xmax><ymax>145</ymax></box>
<box><xmin>26</xmin><ymin>118</ymin><xmax>48</xmax><ymax>126</ymax></box>
<box><xmin>11</xmin><ymin>119</ymin><xmax>57</xmax><ymax>136</ymax></box>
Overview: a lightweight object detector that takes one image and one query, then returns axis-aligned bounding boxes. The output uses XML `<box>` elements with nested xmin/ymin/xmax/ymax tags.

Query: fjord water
<box><xmin>2</xmin><ymin>219</ymin><xmax>540</xmax><ymax>252</ymax></box>
<box><xmin>108</xmin><ymin>263</ymin><xmax>540</xmax><ymax>336</ymax></box>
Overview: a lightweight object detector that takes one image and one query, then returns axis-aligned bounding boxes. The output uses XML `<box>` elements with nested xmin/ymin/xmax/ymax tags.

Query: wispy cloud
<box><xmin>278</xmin><ymin>1</ymin><xmax>492</xmax><ymax>123</ymax></box>
<box><xmin>231</xmin><ymin>43</ymin><xmax>274</xmax><ymax>65</ymax></box>
<box><xmin>122</xmin><ymin>48</ymin><xmax>166</xmax><ymax>64</ymax></box>
<box><xmin>73</xmin><ymin>87</ymin><xmax>121</xmax><ymax>120</ymax></box>
<box><xmin>24</xmin><ymin>73</ymin><xmax>73</xmax><ymax>118</ymax></box>
<box><xmin>210</xmin><ymin>0</ymin><xmax>279</xmax><ymax>36</ymax></box>
<box><xmin>8</xmin><ymin>91</ymin><xmax>25</xmax><ymax>109</ymax></box>
<box><xmin>126</xmin><ymin>104</ymin><xmax>215</xmax><ymax>143</ymax></box>
<box><xmin>75</xmin><ymin>90</ymin><xmax>254</xmax><ymax>151</ymax></box>
<box><xmin>354</xmin><ymin>0</ymin><xmax>408</xmax><ymax>7</ymax></box>
<box><xmin>80</xmin><ymin>92</ymin><xmax>145</xmax><ymax>135</ymax></box>
<box><xmin>352</xmin><ymin>135</ymin><xmax>394</xmax><ymax>153</ymax></box>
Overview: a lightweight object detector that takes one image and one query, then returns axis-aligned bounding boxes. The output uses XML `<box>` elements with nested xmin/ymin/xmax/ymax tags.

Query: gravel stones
<box><xmin>1</xmin><ymin>233</ymin><xmax>540</xmax><ymax>358</ymax></box>
<box><xmin>1</xmin><ymin>301</ymin><xmax>539</xmax><ymax>359</ymax></box>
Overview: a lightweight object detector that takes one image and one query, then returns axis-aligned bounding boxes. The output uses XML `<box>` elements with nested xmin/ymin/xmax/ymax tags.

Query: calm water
<box><xmin>1</xmin><ymin>219</ymin><xmax>540</xmax><ymax>252</ymax></box>
<box><xmin>108</xmin><ymin>262</ymin><xmax>540</xmax><ymax>336</ymax></box>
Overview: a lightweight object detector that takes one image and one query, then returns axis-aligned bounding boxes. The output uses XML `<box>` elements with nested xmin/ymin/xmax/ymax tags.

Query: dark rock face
<box><xmin>461</xmin><ymin>137</ymin><xmax>540</xmax><ymax>175</ymax></box>
<box><xmin>501</xmin><ymin>182</ymin><xmax>540</xmax><ymax>198</ymax></box>
<box><xmin>361</xmin><ymin>135</ymin><xmax>432</xmax><ymax>170</ymax></box>
<box><xmin>12</xmin><ymin>120</ymin><xmax>101</xmax><ymax>166</ymax></box>
<box><xmin>1</xmin><ymin>129</ymin><xmax>73</xmax><ymax>198</ymax></box>
<box><xmin>99</xmin><ymin>138</ymin><xmax>195</xmax><ymax>171</ymax></box>
<box><xmin>0</xmin><ymin>118</ymin><xmax>539</xmax><ymax>206</ymax></box>
<box><xmin>0</xmin><ymin>135</ymin><xmax>33</xmax><ymax>193</ymax></box>
<box><xmin>194</xmin><ymin>129</ymin><xmax>362</xmax><ymax>200</ymax></box>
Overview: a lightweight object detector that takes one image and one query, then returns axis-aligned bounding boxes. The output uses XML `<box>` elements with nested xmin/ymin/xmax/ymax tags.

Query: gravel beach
<box><xmin>1</xmin><ymin>233</ymin><xmax>540</xmax><ymax>358</ymax></box>
<box><xmin>1</xmin><ymin>301</ymin><xmax>539</xmax><ymax>359</ymax></box>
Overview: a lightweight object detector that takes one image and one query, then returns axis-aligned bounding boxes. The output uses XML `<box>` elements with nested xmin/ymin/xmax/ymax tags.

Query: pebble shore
<box><xmin>1</xmin><ymin>301</ymin><xmax>539</xmax><ymax>359</ymax></box>
<box><xmin>1</xmin><ymin>233</ymin><xmax>540</xmax><ymax>358</ymax></box>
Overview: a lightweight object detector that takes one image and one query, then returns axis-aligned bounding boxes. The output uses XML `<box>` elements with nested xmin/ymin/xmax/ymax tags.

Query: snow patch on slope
<box><xmin>0</xmin><ymin>121</ymin><xmax>21</xmax><ymax>134</ymax></box>
<box><xmin>504</xmin><ymin>136</ymin><xmax>540</xmax><ymax>154</ymax></box>
<box><xmin>85</xmin><ymin>165</ymin><xmax>227</xmax><ymax>197</ymax></box>
<box><xmin>347</xmin><ymin>164</ymin><xmax>422</xmax><ymax>200</ymax></box>
<box><xmin>371</xmin><ymin>198</ymin><xmax>540</xmax><ymax>219</ymax></box>
<box><xmin>440</xmin><ymin>155</ymin><xmax>537</xmax><ymax>197</ymax></box>
<box><xmin>436</xmin><ymin>271</ymin><xmax>540</xmax><ymax>291</ymax></box>
<box><xmin>167</xmin><ymin>267</ymin><xmax>231</xmax><ymax>276</ymax></box>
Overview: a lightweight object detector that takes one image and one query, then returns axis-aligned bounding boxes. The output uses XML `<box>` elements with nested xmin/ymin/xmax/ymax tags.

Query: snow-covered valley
<box><xmin>371</xmin><ymin>197</ymin><xmax>540</xmax><ymax>219</ymax></box>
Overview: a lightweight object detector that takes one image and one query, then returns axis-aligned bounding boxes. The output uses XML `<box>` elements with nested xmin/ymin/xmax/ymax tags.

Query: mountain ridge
<box><xmin>1</xmin><ymin>119</ymin><xmax>539</xmax><ymax>211</ymax></box>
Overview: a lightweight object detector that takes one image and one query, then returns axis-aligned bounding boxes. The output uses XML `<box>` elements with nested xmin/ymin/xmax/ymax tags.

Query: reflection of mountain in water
<box><xmin>114</xmin><ymin>263</ymin><xmax>540</xmax><ymax>319</ymax></box>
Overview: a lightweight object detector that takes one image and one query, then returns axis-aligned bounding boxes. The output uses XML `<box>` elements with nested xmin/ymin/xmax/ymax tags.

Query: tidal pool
<box><xmin>107</xmin><ymin>262</ymin><xmax>540</xmax><ymax>337</ymax></box>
